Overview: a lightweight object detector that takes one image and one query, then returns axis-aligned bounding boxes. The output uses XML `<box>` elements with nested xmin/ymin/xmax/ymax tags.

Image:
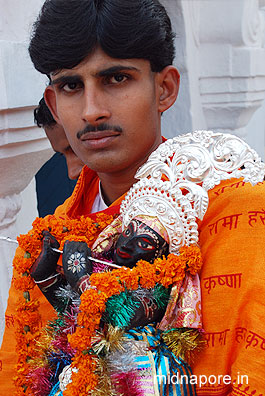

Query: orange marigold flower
<box><xmin>155</xmin><ymin>254</ymin><xmax>186</xmax><ymax>287</ymax></box>
<box><xmin>135</xmin><ymin>260</ymin><xmax>158</xmax><ymax>289</ymax></box>
<box><xmin>116</xmin><ymin>267</ymin><xmax>139</xmax><ymax>290</ymax></box>
<box><xmin>180</xmin><ymin>245</ymin><xmax>203</xmax><ymax>275</ymax></box>
<box><xmin>80</xmin><ymin>289</ymin><xmax>107</xmax><ymax>312</ymax></box>
<box><xmin>13</xmin><ymin>255</ymin><xmax>32</xmax><ymax>274</ymax></box>
<box><xmin>13</xmin><ymin>276</ymin><xmax>35</xmax><ymax>291</ymax></box>
<box><xmin>31</xmin><ymin>216</ymin><xmax>48</xmax><ymax>233</ymax></box>
<box><xmin>90</xmin><ymin>272</ymin><xmax>123</xmax><ymax>296</ymax></box>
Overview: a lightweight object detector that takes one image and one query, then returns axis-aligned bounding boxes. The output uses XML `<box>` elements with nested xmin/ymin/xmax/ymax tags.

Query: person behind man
<box><xmin>0</xmin><ymin>1</ymin><xmax>264</xmax><ymax>395</ymax></box>
<box><xmin>34</xmin><ymin>98</ymin><xmax>84</xmax><ymax>216</ymax></box>
<box><xmin>34</xmin><ymin>97</ymin><xmax>84</xmax><ymax>181</ymax></box>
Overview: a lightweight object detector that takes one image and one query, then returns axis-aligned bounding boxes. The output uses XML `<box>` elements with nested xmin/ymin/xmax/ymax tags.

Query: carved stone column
<box><xmin>0</xmin><ymin>0</ymin><xmax>52</xmax><ymax>343</ymax></box>
<box><xmin>199</xmin><ymin>0</ymin><xmax>265</xmax><ymax>158</ymax></box>
<box><xmin>161</xmin><ymin>0</ymin><xmax>206</xmax><ymax>137</ymax></box>
<box><xmin>163</xmin><ymin>0</ymin><xmax>265</xmax><ymax>158</ymax></box>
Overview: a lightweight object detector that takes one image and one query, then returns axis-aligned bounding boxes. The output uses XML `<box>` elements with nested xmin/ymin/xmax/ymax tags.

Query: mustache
<box><xmin>77</xmin><ymin>123</ymin><xmax>123</xmax><ymax>139</ymax></box>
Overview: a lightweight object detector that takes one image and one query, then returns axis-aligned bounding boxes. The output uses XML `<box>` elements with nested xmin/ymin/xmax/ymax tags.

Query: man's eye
<box><xmin>106</xmin><ymin>74</ymin><xmax>129</xmax><ymax>85</ymax></box>
<box><xmin>60</xmin><ymin>82</ymin><xmax>81</xmax><ymax>92</ymax></box>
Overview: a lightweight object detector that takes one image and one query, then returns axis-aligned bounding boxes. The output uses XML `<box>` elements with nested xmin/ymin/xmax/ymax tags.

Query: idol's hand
<box><xmin>62</xmin><ymin>240</ymin><xmax>93</xmax><ymax>293</ymax></box>
<box><xmin>30</xmin><ymin>230</ymin><xmax>60</xmax><ymax>281</ymax></box>
<box><xmin>30</xmin><ymin>231</ymin><xmax>66</xmax><ymax>310</ymax></box>
<box><xmin>128</xmin><ymin>293</ymin><xmax>166</xmax><ymax>328</ymax></box>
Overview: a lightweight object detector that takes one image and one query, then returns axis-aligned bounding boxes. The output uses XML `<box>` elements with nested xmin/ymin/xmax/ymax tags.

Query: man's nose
<box><xmin>81</xmin><ymin>87</ymin><xmax>111</xmax><ymax>124</ymax></box>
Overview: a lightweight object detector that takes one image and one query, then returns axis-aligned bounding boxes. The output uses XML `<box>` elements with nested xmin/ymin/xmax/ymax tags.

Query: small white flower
<box><xmin>67</xmin><ymin>251</ymin><xmax>86</xmax><ymax>273</ymax></box>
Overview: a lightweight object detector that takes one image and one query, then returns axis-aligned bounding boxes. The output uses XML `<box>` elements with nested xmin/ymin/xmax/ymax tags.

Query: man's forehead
<box><xmin>50</xmin><ymin>47</ymin><xmax>151</xmax><ymax>79</ymax></box>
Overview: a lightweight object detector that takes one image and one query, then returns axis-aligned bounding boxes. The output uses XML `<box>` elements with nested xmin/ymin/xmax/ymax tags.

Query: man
<box><xmin>0</xmin><ymin>1</ymin><xmax>264</xmax><ymax>395</ymax></box>
<box><xmin>34</xmin><ymin>98</ymin><xmax>84</xmax><ymax>181</ymax></box>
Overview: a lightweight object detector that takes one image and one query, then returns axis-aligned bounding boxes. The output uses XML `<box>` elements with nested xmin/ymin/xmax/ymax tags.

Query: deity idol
<box><xmin>28</xmin><ymin>131</ymin><xmax>264</xmax><ymax>396</ymax></box>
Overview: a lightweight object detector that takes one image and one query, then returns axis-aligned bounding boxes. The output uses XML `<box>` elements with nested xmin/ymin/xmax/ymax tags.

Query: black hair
<box><xmin>34</xmin><ymin>97</ymin><xmax>56</xmax><ymax>128</ymax></box>
<box><xmin>29</xmin><ymin>0</ymin><xmax>175</xmax><ymax>75</ymax></box>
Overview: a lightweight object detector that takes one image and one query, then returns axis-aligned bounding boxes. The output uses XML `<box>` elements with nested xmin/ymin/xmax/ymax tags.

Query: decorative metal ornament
<box><xmin>121</xmin><ymin>130</ymin><xmax>265</xmax><ymax>254</ymax></box>
<box><xmin>67</xmin><ymin>252</ymin><xmax>86</xmax><ymax>273</ymax></box>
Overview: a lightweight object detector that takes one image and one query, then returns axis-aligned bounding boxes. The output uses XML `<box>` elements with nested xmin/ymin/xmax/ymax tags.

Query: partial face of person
<box><xmin>45</xmin><ymin>124</ymin><xmax>84</xmax><ymax>180</ymax></box>
<box><xmin>45</xmin><ymin>47</ymin><xmax>178</xmax><ymax>178</ymax></box>
<box><xmin>114</xmin><ymin>219</ymin><xmax>168</xmax><ymax>268</ymax></box>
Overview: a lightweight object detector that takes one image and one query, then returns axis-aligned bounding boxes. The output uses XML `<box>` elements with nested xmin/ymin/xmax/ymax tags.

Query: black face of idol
<box><xmin>114</xmin><ymin>219</ymin><xmax>168</xmax><ymax>268</ymax></box>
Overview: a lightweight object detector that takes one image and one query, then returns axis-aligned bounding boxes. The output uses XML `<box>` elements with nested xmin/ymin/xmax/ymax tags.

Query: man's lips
<box><xmin>79</xmin><ymin>130</ymin><xmax>120</xmax><ymax>149</ymax></box>
<box><xmin>79</xmin><ymin>130</ymin><xmax>120</xmax><ymax>141</ymax></box>
<box><xmin>116</xmin><ymin>248</ymin><xmax>131</xmax><ymax>259</ymax></box>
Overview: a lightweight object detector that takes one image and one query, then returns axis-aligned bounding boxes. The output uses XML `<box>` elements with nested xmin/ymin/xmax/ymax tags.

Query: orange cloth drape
<box><xmin>192</xmin><ymin>178</ymin><xmax>265</xmax><ymax>396</ymax></box>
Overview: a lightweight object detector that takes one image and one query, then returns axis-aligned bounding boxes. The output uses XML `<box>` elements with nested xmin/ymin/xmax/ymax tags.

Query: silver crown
<box><xmin>120</xmin><ymin>131</ymin><xmax>264</xmax><ymax>254</ymax></box>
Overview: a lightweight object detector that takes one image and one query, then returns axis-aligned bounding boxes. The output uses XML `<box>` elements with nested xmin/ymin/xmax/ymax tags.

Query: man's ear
<box><xmin>156</xmin><ymin>66</ymin><xmax>180</xmax><ymax>113</ymax></box>
<box><xmin>44</xmin><ymin>85</ymin><xmax>62</xmax><ymax>125</ymax></box>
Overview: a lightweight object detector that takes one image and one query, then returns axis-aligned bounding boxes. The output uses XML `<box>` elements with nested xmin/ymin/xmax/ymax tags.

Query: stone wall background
<box><xmin>0</xmin><ymin>0</ymin><xmax>264</xmax><ymax>344</ymax></box>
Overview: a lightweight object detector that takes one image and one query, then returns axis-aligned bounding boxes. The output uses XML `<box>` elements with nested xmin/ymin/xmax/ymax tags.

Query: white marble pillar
<box><xmin>0</xmin><ymin>0</ymin><xmax>52</xmax><ymax>344</ymax></box>
<box><xmin>163</xmin><ymin>0</ymin><xmax>265</xmax><ymax>159</ymax></box>
<box><xmin>199</xmin><ymin>0</ymin><xmax>265</xmax><ymax>158</ymax></box>
<box><xmin>162</xmin><ymin>0</ymin><xmax>206</xmax><ymax>137</ymax></box>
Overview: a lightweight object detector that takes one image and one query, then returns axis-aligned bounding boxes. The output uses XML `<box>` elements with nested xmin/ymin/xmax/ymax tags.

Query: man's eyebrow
<box><xmin>51</xmin><ymin>75</ymin><xmax>82</xmax><ymax>86</ymax></box>
<box><xmin>50</xmin><ymin>66</ymin><xmax>140</xmax><ymax>85</ymax></box>
<box><xmin>95</xmin><ymin>65</ymin><xmax>140</xmax><ymax>77</ymax></box>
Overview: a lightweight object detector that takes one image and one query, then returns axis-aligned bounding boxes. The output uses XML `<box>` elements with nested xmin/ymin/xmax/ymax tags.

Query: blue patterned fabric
<box><xmin>126</xmin><ymin>324</ymin><xmax>197</xmax><ymax>396</ymax></box>
<box><xmin>48</xmin><ymin>381</ymin><xmax>62</xmax><ymax>396</ymax></box>
<box><xmin>48</xmin><ymin>324</ymin><xmax>197</xmax><ymax>396</ymax></box>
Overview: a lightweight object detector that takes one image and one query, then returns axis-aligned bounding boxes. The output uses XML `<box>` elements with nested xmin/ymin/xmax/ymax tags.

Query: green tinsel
<box><xmin>47</xmin><ymin>315</ymin><xmax>66</xmax><ymax>334</ymax></box>
<box><xmin>153</xmin><ymin>284</ymin><xmax>170</xmax><ymax>309</ymax></box>
<box><xmin>104</xmin><ymin>290</ymin><xmax>140</xmax><ymax>328</ymax></box>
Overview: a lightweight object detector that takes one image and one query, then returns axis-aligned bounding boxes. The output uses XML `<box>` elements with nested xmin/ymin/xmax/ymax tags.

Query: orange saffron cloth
<box><xmin>0</xmin><ymin>165</ymin><xmax>265</xmax><ymax>396</ymax></box>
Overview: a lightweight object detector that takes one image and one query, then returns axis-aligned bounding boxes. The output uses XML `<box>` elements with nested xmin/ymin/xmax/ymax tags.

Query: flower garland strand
<box><xmin>13</xmin><ymin>212</ymin><xmax>202</xmax><ymax>396</ymax></box>
<box><xmin>65</xmin><ymin>245</ymin><xmax>202</xmax><ymax>396</ymax></box>
<box><xmin>13</xmin><ymin>213</ymin><xmax>114</xmax><ymax>396</ymax></box>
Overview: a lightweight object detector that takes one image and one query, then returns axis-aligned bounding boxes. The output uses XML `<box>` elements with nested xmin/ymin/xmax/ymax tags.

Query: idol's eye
<box><xmin>123</xmin><ymin>225</ymin><xmax>132</xmax><ymax>238</ymax></box>
<box><xmin>137</xmin><ymin>238</ymin><xmax>155</xmax><ymax>250</ymax></box>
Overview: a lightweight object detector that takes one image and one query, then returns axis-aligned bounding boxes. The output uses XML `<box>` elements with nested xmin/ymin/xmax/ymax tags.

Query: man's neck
<box><xmin>98</xmin><ymin>168</ymin><xmax>138</xmax><ymax>206</ymax></box>
<box><xmin>97</xmin><ymin>136</ymin><xmax>164</xmax><ymax>205</ymax></box>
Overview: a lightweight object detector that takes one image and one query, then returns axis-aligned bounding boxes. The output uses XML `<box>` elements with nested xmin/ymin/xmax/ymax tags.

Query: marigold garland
<box><xmin>64</xmin><ymin>245</ymin><xmax>202</xmax><ymax>396</ymax></box>
<box><xmin>13</xmin><ymin>213</ymin><xmax>114</xmax><ymax>396</ymax></box>
<box><xmin>13</xmin><ymin>211</ymin><xmax>203</xmax><ymax>396</ymax></box>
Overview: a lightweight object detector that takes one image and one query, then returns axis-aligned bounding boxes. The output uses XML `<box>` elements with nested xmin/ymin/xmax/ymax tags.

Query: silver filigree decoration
<box><xmin>120</xmin><ymin>131</ymin><xmax>264</xmax><ymax>254</ymax></box>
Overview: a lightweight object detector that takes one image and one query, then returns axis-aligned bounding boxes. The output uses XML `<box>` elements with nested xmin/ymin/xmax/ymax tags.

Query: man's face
<box><xmin>46</xmin><ymin>47</ymin><xmax>165</xmax><ymax>178</ymax></box>
<box><xmin>45</xmin><ymin>124</ymin><xmax>84</xmax><ymax>180</ymax></box>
